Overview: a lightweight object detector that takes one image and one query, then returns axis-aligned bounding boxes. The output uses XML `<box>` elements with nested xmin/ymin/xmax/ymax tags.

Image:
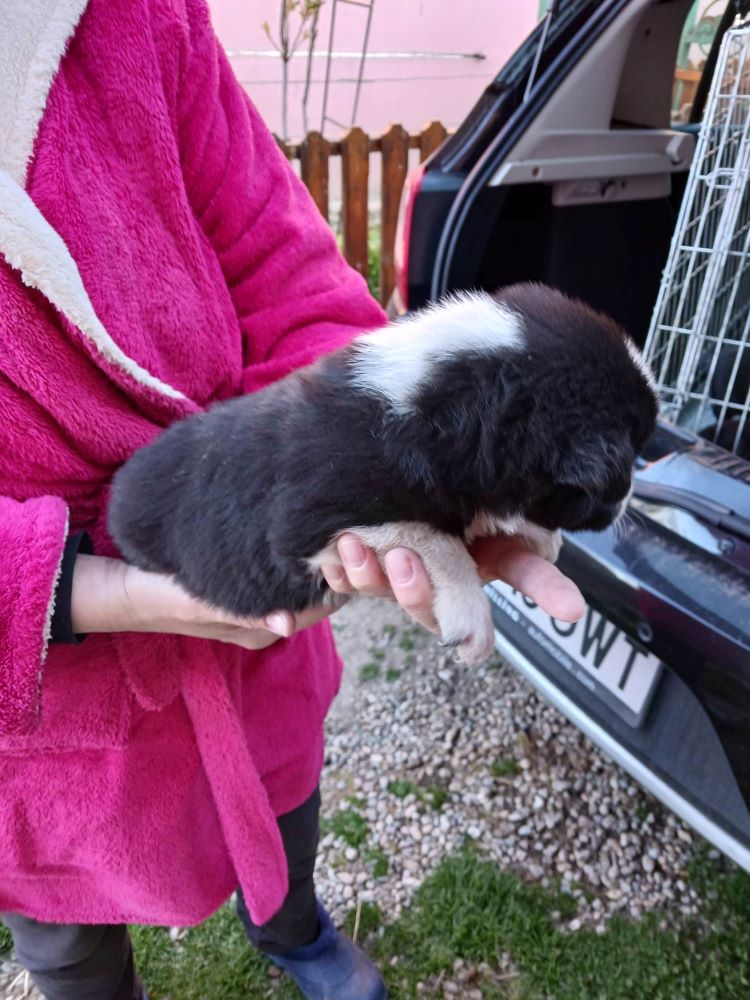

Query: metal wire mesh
<box><xmin>644</xmin><ymin>20</ymin><xmax>750</xmax><ymax>457</ymax></box>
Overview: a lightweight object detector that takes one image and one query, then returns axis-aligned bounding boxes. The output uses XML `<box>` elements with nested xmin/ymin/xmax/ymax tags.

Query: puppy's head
<box><xmin>350</xmin><ymin>283</ymin><xmax>658</xmax><ymax>534</ymax></box>
<box><xmin>492</xmin><ymin>283</ymin><xmax>658</xmax><ymax>533</ymax></box>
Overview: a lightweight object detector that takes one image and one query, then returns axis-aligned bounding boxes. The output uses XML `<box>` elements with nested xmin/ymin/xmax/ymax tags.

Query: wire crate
<box><xmin>644</xmin><ymin>19</ymin><xmax>750</xmax><ymax>457</ymax></box>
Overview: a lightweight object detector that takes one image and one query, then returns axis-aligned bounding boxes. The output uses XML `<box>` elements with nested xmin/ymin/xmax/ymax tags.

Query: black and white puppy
<box><xmin>108</xmin><ymin>283</ymin><xmax>657</xmax><ymax>663</ymax></box>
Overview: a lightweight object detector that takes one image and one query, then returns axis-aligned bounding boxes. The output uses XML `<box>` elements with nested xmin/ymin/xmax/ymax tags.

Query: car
<box><xmin>391</xmin><ymin>0</ymin><xmax>750</xmax><ymax>874</ymax></box>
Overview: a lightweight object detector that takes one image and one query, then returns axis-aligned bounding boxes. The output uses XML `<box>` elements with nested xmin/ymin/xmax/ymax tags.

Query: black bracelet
<box><xmin>49</xmin><ymin>531</ymin><xmax>93</xmax><ymax>644</ymax></box>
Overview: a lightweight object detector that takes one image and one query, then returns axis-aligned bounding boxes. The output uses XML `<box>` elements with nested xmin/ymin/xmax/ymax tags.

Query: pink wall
<box><xmin>209</xmin><ymin>1</ymin><xmax>539</xmax><ymax>141</ymax></box>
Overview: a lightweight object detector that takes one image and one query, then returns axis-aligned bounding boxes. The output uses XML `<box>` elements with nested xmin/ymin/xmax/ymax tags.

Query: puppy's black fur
<box><xmin>108</xmin><ymin>283</ymin><xmax>657</xmax><ymax>616</ymax></box>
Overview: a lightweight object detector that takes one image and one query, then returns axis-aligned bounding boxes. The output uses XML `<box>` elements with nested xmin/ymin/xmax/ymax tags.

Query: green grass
<box><xmin>336</xmin><ymin>225</ymin><xmax>381</xmax><ymax>300</ymax></box>
<box><xmin>130</xmin><ymin>906</ymin><xmax>300</xmax><ymax>1000</ymax></box>
<box><xmin>386</xmin><ymin>778</ymin><xmax>448</xmax><ymax>811</ymax></box>
<box><xmin>117</xmin><ymin>845</ymin><xmax>750</xmax><ymax>998</ymax></box>
<box><xmin>0</xmin><ymin>923</ymin><xmax>11</xmax><ymax>954</ymax></box>
<box><xmin>370</xmin><ymin>847</ymin><xmax>750</xmax><ymax>1000</ymax></box>
<box><xmin>366</xmin><ymin>226</ymin><xmax>381</xmax><ymax>299</ymax></box>
<box><xmin>359</xmin><ymin>662</ymin><xmax>381</xmax><ymax>682</ymax></box>
<box><xmin>321</xmin><ymin>807</ymin><xmax>369</xmax><ymax>849</ymax></box>
<box><xmin>343</xmin><ymin>901</ymin><xmax>383</xmax><ymax>940</ymax></box>
<box><xmin>421</xmin><ymin>784</ymin><xmax>449</xmax><ymax>812</ymax></box>
<box><xmin>387</xmin><ymin>778</ymin><xmax>417</xmax><ymax>799</ymax></box>
<box><xmin>635</xmin><ymin>802</ymin><xmax>653</xmax><ymax>824</ymax></box>
<box><xmin>5</xmin><ymin>845</ymin><xmax>750</xmax><ymax>998</ymax></box>
<box><xmin>491</xmin><ymin>758</ymin><xmax>521</xmax><ymax>779</ymax></box>
<box><xmin>364</xmin><ymin>846</ymin><xmax>390</xmax><ymax>878</ymax></box>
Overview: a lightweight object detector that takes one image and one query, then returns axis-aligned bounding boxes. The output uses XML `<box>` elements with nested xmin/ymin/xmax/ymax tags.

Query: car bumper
<box><xmin>487</xmin><ymin>474</ymin><xmax>750</xmax><ymax>870</ymax></box>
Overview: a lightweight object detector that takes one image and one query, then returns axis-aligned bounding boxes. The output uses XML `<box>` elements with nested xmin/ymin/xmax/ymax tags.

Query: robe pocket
<box><xmin>0</xmin><ymin>636</ymin><xmax>131</xmax><ymax>754</ymax></box>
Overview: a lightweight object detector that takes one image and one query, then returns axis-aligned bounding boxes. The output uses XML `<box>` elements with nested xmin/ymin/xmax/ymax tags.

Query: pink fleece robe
<box><xmin>0</xmin><ymin>0</ymin><xmax>385</xmax><ymax>927</ymax></box>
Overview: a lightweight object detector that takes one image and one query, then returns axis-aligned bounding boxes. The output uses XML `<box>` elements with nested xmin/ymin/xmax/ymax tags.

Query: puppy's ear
<box><xmin>410</xmin><ymin>363</ymin><xmax>513</xmax><ymax>492</ymax></box>
<box><xmin>434</xmin><ymin>394</ymin><xmax>505</xmax><ymax>491</ymax></box>
<box><xmin>556</xmin><ymin>434</ymin><xmax>634</xmax><ymax>491</ymax></box>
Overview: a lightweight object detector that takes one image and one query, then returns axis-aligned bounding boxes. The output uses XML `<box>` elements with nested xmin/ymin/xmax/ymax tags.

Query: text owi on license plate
<box><xmin>487</xmin><ymin>581</ymin><xmax>662</xmax><ymax>728</ymax></box>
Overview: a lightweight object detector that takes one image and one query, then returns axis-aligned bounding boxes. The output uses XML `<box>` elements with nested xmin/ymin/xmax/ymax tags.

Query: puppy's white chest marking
<box><xmin>465</xmin><ymin>511</ymin><xmax>562</xmax><ymax>564</ymax></box>
<box><xmin>308</xmin><ymin>522</ymin><xmax>495</xmax><ymax>664</ymax></box>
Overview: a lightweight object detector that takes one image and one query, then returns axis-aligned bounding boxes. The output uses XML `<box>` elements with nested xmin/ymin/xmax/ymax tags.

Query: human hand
<box><xmin>470</xmin><ymin>533</ymin><xmax>586</xmax><ymax>619</ymax></box>
<box><xmin>71</xmin><ymin>555</ymin><xmax>331</xmax><ymax>650</ymax></box>
<box><xmin>321</xmin><ymin>533</ymin><xmax>585</xmax><ymax>634</ymax></box>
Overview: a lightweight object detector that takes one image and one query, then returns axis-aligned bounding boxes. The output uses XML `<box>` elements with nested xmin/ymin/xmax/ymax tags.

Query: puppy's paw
<box><xmin>322</xmin><ymin>588</ymin><xmax>351</xmax><ymax>611</ymax></box>
<box><xmin>434</xmin><ymin>586</ymin><xmax>495</xmax><ymax>665</ymax></box>
<box><xmin>521</xmin><ymin>527</ymin><xmax>562</xmax><ymax>564</ymax></box>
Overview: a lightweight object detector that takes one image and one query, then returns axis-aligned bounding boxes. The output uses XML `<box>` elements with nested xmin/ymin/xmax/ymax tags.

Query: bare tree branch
<box><xmin>264</xmin><ymin>0</ymin><xmax>326</xmax><ymax>141</ymax></box>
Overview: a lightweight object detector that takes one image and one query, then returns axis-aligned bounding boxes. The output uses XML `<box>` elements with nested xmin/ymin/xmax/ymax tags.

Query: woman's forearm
<box><xmin>69</xmin><ymin>554</ymin><xmax>328</xmax><ymax>649</ymax></box>
<box><xmin>70</xmin><ymin>554</ymin><xmax>138</xmax><ymax>634</ymax></box>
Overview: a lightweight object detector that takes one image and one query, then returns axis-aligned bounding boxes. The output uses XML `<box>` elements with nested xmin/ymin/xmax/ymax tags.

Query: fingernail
<box><xmin>386</xmin><ymin>549</ymin><xmax>414</xmax><ymax>585</ymax></box>
<box><xmin>339</xmin><ymin>536</ymin><xmax>366</xmax><ymax>568</ymax></box>
<box><xmin>265</xmin><ymin>612</ymin><xmax>292</xmax><ymax>637</ymax></box>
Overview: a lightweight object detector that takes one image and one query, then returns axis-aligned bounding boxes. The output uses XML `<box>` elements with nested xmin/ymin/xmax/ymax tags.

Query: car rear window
<box><xmin>672</xmin><ymin>0</ymin><xmax>726</xmax><ymax>123</ymax></box>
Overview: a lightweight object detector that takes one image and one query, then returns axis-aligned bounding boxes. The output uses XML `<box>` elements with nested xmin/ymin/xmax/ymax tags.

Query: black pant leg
<box><xmin>237</xmin><ymin>786</ymin><xmax>321</xmax><ymax>955</ymax></box>
<box><xmin>0</xmin><ymin>913</ymin><xmax>137</xmax><ymax>1000</ymax></box>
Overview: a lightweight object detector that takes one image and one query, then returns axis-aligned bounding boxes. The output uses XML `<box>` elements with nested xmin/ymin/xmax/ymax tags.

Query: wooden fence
<box><xmin>278</xmin><ymin>121</ymin><xmax>448</xmax><ymax>305</ymax></box>
<box><xmin>672</xmin><ymin>67</ymin><xmax>702</xmax><ymax>120</ymax></box>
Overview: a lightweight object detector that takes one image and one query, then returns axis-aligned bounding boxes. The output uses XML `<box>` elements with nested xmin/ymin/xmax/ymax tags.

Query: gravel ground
<box><xmin>1</xmin><ymin>596</ymin><xmax>703</xmax><ymax>998</ymax></box>
<box><xmin>320</xmin><ymin>598</ymin><xmax>700</xmax><ymax>934</ymax></box>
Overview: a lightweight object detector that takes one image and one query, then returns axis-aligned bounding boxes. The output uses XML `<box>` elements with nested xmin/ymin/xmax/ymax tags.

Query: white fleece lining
<box><xmin>0</xmin><ymin>0</ymin><xmax>89</xmax><ymax>186</ymax></box>
<box><xmin>0</xmin><ymin>171</ymin><xmax>187</xmax><ymax>401</ymax></box>
<box><xmin>37</xmin><ymin>510</ymin><xmax>70</xmax><ymax>721</ymax></box>
<box><xmin>42</xmin><ymin>510</ymin><xmax>69</xmax><ymax>654</ymax></box>
<box><xmin>0</xmin><ymin>1</ymin><xmax>187</xmax><ymax>403</ymax></box>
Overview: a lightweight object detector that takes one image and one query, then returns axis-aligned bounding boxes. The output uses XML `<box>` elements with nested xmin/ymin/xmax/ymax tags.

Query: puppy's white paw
<box><xmin>521</xmin><ymin>527</ymin><xmax>562</xmax><ymax>564</ymax></box>
<box><xmin>433</xmin><ymin>586</ymin><xmax>495</xmax><ymax>665</ymax></box>
<box><xmin>322</xmin><ymin>588</ymin><xmax>350</xmax><ymax>611</ymax></box>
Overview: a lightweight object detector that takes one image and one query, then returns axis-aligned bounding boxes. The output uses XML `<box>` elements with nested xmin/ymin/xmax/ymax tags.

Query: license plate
<box><xmin>487</xmin><ymin>581</ymin><xmax>662</xmax><ymax>727</ymax></box>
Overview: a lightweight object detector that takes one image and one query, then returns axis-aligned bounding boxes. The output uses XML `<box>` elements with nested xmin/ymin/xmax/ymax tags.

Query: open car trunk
<box><xmin>449</xmin><ymin>0</ymin><xmax>699</xmax><ymax>348</ymax></box>
<box><xmin>425</xmin><ymin>0</ymin><xmax>750</xmax><ymax>870</ymax></box>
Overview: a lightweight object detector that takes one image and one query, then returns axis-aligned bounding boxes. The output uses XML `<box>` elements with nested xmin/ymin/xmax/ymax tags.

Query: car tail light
<box><xmin>394</xmin><ymin>162</ymin><xmax>426</xmax><ymax>313</ymax></box>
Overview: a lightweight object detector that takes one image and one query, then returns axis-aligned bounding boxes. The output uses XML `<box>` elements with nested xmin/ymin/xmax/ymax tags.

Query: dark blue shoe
<box><xmin>270</xmin><ymin>902</ymin><xmax>387</xmax><ymax>999</ymax></box>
